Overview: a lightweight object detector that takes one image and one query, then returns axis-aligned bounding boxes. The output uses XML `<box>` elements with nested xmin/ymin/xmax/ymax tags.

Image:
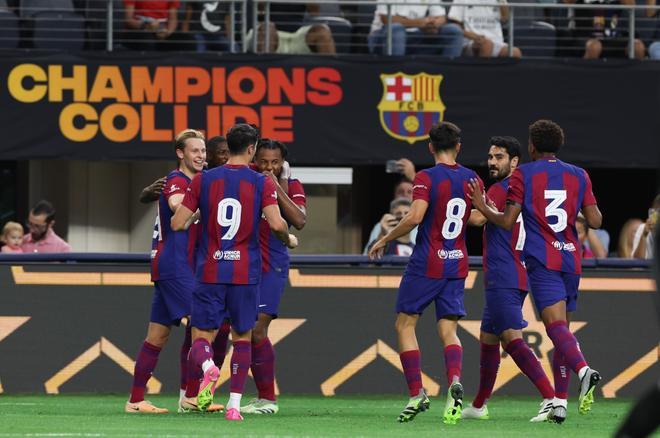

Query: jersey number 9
<box><xmin>217</xmin><ymin>198</ymin><xmax>242</xmax><ymax>240</ymax></box>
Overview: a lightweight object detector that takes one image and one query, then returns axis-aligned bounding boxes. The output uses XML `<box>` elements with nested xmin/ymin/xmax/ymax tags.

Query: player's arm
<box><xmin>468</xmin><ymin>178</ymin><xmax>519</xmax><ymax>230</ymax></box>
<box><xmin>581</xmin><ymin>170</ymin><xmax>602</xmax><ymax>229</ymax></box>
<box><xmin>368</xmin><ymin>199</ymin><xmax>427</xmax><ymax>259</ymax></box>
<box><xmin>171</xmin><ymin>204</ymin><xmax>195</xmax><ymax>231</ymax></box>
<box><xmin>139</xmin><ymin>177</ymin><xmax>166</xmax><ymax>204</ymax></box>
<box><xmin>468</xmin><ymin>209</ymin><xmax>487</xmax><ymax>226</ymax></box>
<box><xmin>265</xmin><ymin>172</ymin><xmax>307</xmax><ymax>230</ymax></box>
<box><xmin>263</xmin><ymin>205</ymin><xmax>298</xmax><ymax>249</ymax></box>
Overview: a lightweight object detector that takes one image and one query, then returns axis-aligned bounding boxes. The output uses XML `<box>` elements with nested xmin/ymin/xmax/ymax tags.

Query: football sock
<box><xmin>229</xmin><ymin>340</ymin><xmax>251</xmax><ymax>394</ymax></box>
<box><xmin>399</xmin><ymin>350</ymin><xmax>423</xmax><ymax>397</ymax></box>
<box><xmin>552</xmin><ymin>350</ymin><xmax>570</xmax><ymax>399</ymax></box>
<box><xmin>251</xmin><ymin>337</ymin><xmax>276</xmax><ymax>401</ymax></box>
<box><xmin>228</xmin><ymin>392</ymin><xmax>242</xmax><ymax>411</ymax></box>
<box><xmin>505</xmin><ymin>338</ymin><xmax>555</xmax><ymax>399</ymax></box>
<box><xmin>546</xmin><ymin>321</ymin><xmax>588</xmax><ymax>374</ymax></box>
<box><xmin>180</xmin><ymin>324</ymin><xmax>192</xmax><ymax>391</ymax></box>
<box><xmin>472</xmin><ymin>342</ymin><xmax>500</xmax><ymax>408</ymax></box>
<box><xmin>129</xmin><ymin>341</ymin><xmax>161</xmax><ymax>403</ymax></box>
<box><xmin>444</xmin><ymin>344</ymin><xmax>463</xmax><ymax>386</ymax></box>
<box><xmin>213</xmin><ymin>321</ymin><xmax>231</xmax><ymax>371</ymax></box>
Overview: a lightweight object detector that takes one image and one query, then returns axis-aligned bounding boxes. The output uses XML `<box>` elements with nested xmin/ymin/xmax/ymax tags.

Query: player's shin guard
<box><xmin>444</xmin><ymin>344</ymin><xmax>463</xmax><ymax>386</ymax></box>
<box><xmin>472</xmin><ymin>343</ymin><xmax>500</xmax><ymax>408</ymax></box>
<box><xmin>213</xmin><ymin>321</ymin><xmax>231</xmax><ymax>371</ymax></box>
<box><xmin>552</xmin><ymin>350</ymin><xmax>570</xmax><ymax>399</ymax></box>
<box><xmin>130</xmin><ymin>341</ymin><xmax>162</xmax><ymax>403</ymax></box>
<box><xmin>545</xmin><ymin>321</ymin><xmax>587</xmax><ymax>375</ymax></box>
<box><xmin>180</xmin><ymin>324</ymin><xmax>192</xmax><ymax>391</ymax></box>
<box><xmin>252</xmin><ymin>337</ymin><xmax>276</xmax><ymax>401</ymax></box>
<box><xmin>505</xmin><ymin>338</ymin><xmax>554</xmax><ymax>400</ymax></box>
<box><xmin>399</xmin><ymin>350</ymin><xmax>423</xmax><ymax>397</ymax></box>
<box><xmin>229</xmin><ymin>340</ymin><xmax>252</xmax><ymax>395</ymax></box>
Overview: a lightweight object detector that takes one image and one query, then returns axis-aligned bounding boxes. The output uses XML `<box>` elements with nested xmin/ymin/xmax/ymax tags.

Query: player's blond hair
<box><xmin>174</xmin><ymin>129</ymin><xmax>205</xmax><ymax>153</ymax></box>
<box><xmin>1</xmin><ymin>221</ymin><xmax>23</xmax><ymax>243</ymax></box>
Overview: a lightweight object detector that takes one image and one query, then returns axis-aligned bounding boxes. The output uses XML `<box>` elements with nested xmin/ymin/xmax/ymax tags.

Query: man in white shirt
<box><xmin>631</xmin><ymin>195</ymin><xmax>660</xmax><ymax>259</ymax></box>
<box><xmin>368</xmin><ymin>0</ymin><xmax>464</xmax><ymax>56</ymax></box>
<box><xmin>448</xmin><ymin>0</ymin><xmax>521</xmax><ymax>57</ymax></box>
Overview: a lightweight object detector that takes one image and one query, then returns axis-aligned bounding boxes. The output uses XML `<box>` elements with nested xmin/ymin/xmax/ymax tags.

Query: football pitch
<box><xmin>0</xmin><ymin>394</ymin><xmax>644</xmax><ymax>437</ymax></box>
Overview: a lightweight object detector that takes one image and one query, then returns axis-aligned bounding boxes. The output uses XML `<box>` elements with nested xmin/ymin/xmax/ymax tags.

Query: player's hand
<box><xmin>262</xmin><ymin>170</ymin><xmax>279</xmax><ymax>184</ymax></box>
<box><xmin>286</xmin><ymin>233</ymin><xmax>298</xmax><ymax>249</ymax></box>
<box><xmin>280</xmin><ymin>161</ymin><xmax>291</xmax><ymax>180</ymax></box>
<box><xmin>148</xmin><ymin>177</ymin><xmax>166</xmax><ymax>196</ymax></box>
<box><xmin>368</xmin><ymin>238</ymin><xmax>386</xmax><ymax>260</ymax></box>
<box><xmin>395</xmin><ymin>158</ymin><xmax>416</xmax><ymax>181</ymax></box>
<box><xmin>468</xmin><ymin>178</ymin><xmax>486</xmax><ymax>211</ymax></box>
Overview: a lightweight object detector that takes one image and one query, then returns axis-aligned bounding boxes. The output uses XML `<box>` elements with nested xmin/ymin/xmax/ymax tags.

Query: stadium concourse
<box><xmin>0</xmin><ymin>1</ymin><xmax>658</xmax><ymax>436</ymax></box>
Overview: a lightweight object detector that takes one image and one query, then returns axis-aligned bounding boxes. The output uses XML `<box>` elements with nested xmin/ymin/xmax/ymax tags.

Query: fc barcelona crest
<box><xmin>377</xmin><ymin>72</ymin><xmax>446</xmax><ymax>144</ymax></box>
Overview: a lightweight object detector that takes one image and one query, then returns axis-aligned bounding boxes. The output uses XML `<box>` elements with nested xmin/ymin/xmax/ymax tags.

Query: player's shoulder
<box><xmin>457</xmin><ymin>164</ymin><xmax>479</xmax><ymax>178</ymax></box>
<box><xmin>560</xmin><ymin>159</ymin><xmax>588</xmax><ymax>176</ymax></box>
<box><xmin>487</xmin><ymin>179</ymin><xmax>508</xmax><ymax>195</ymax></box>
<box><xmin>167</xmin><ymin>169</ymin><xmax>188</xmax><ymax>181</ymax></box>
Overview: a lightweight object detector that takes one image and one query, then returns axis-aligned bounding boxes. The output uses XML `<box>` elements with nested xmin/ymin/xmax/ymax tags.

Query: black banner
<box><xmin>0</xmin><ymin>263</ymin><xmax>657</xmax><ymax>398</ymax></box>
<box><xmin>1</xmin><ymin>52</ymin><xmax>658</xmax><ymax>167</ymax></box>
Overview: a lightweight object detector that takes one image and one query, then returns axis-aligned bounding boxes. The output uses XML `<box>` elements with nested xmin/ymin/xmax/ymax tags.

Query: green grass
<box><xmin>0</xmin><ymin>394</ymin><xmax>640</xmax><ymax>437</ymax></box>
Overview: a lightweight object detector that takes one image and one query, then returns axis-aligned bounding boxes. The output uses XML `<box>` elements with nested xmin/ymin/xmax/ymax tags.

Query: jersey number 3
<box><xmin>544</xmin><ymin>190</ymin><xmax>567</xmax><ymax>232</ymax></box>
<box><xmin>217</xmin><ymin>198</ymin><xmax>242</xmax><ymax>240</ymax></box>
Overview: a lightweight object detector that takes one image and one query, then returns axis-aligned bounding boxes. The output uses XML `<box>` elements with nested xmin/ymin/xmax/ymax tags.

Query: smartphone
<box><xmin>385</xmin><ymin>160</ymin><xmax>398</xmax><ymax>173</ymax></box>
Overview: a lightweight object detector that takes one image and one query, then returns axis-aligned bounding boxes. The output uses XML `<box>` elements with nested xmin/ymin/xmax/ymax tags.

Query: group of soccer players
<box><xmin>125</xmin><ymin>117</ymin><xmax>603</xmax><ymax>426</ymax></box>
<box><xmin>369</xmin><ymin>119</ymin><xmax>602</xmax><ymax>425</ymax></box>
<box><xmin>125</xmin><ymin>123</ymin><xmax>306</xmax><ymax>421</ymax></box>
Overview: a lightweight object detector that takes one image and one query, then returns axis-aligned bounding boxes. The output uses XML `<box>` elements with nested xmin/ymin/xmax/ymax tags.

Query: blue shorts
<box><xmin>150</xmin><ymin>277</ymin><xmax>195</xmax><ymax>326</ymax></box>
<box><xmin>396</xmin><ymin>274</ymin><xmax>466</xmax><ymax>320</ymax></box>
<box><xmin>191</xmin><ymin>283</ymin><xmax>259</xmax><ymax>334</ymax></box>
<box><xmin>258</xmin><ymin>269</ymin><xmax>288</xmax><ymax>318</ymax></box>
<box><xmin>526</xmin><ymin>257</ymin><xmax>580</xmax><ymax>313</ymax></box>
<box><xmin>480</xmin><ymin>288</ymin><xmax>529</xmax><ymax>336</ymax></box>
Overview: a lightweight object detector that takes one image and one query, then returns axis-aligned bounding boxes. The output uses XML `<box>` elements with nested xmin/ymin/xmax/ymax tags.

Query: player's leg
<box><xmin>126</xmin><ymin>321</ymin><xmax>171</xmax><ymax>413</ymax></box>
<box><xmin>179</xmin><ymin>322</ymin><xmax>192</xmax><ymax>401</ymax></box>
<box><xmin>244</xmin><ymin>270</ymin><xmax>286</xmax><ymax>414</ymax></box>
<box><xmin>223</xmin><ymin>284</ymin><xmax>260</xmax><ymax>421</ymax></box>
<box><xmin>188</xmin><ymin>283</ymin><xmax>222</xmax><ymax>411</ymax></box>
<box><xmin>213</xmin><ymin>319</ymin><xmax>231</xmax><ymax>371</ymax></box>
<box><xmin>435</xmin><ymin>278</ymin><xmax>467</xmax><ymax>425</ymax></box>
<box><xmin>394</xmin><ymin>274</ymin><xmax>435</xmax><ymax>423</ymax></box>
<box><xmin>462</xmin><ymin>328</ymin><xmax>498</xmax><ymax>420</ymax></box>
<box><xmin>126</xmin><ymin>281</ymin><xmax>174</xmax><ymax>414</ymax></box>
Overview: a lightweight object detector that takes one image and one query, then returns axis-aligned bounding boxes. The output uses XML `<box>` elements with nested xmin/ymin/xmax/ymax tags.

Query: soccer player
<box><xmin>241</xmin><ymin>139</ymin><xmax>307</xmax><ymax>415</ymax></box>
<box><xmin>461</xmin><ymin>137</ymin><xmax>558</xmax><ymax>423</ymax></box>
<box><xmin>469</xmin><ymin>119</ymin><xmax>603</xmax><ymax>419</ymax></box>
<box><xmin>369</xmin><ymin>122</ymin><xmax>483</xmax><ymax>425</ymax></box>
<box><xmin>171</xmin><ymin>123</ymin><xmax>298</xmax><ymax>421</ymax></box>
<box><xmin>125</xmin><ymin>129</ymin><xmax>206</xmax><ymax>414</ymax></box>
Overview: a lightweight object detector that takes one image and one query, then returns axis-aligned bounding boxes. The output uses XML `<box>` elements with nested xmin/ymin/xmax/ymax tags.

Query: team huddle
<box><xmin>125</xmin><ymin>118</ymin><xmax>603</xmax><ymax>425</ymax></box>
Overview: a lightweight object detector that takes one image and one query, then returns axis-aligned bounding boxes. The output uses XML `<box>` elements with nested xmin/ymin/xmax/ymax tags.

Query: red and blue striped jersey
<box><xmin>507</xmin><ymin>157</ymin><xmax>597</xmax><ymax>275</ymax></box>
<box><xmin>151</xmin><ymin>169</ymin><xmax>197</xmax><ymax>281</ymax></box>
<box><xmin>483</xmin><ymin>178</ymin><xmax>528</xmax><ymax>291</ymax></box>
<box><xmin>259</xmin><ymin>179</ymin><xmax>306</xmax><ymax>274</ymax></box>
<box><xmin>406</xmin><ymin>163</ymin><xmax>483</xmax><ymax>279</ymax></box>
<box><xmin>182</xmin><ymin>164</ymin><xmax>279</xmax><ymax>285</ymax></box>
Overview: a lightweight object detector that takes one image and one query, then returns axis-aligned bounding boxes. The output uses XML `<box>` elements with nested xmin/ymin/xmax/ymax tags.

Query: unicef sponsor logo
<box><xmin>213</xmin><ymin>250</ymin><xmax>241</xmax><ymax>261</ymax></box>
<box><xmin>552</xmin><ymin>241</ymin><xmax>577</xmax><ymax>252</ymax></box>
<box><xmin>437</xmin><ymin>249</ymin><xmax>464</xmax><ymax>260</ymax></box>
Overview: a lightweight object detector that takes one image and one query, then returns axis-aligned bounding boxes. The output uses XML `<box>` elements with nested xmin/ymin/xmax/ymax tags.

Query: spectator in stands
<box><xmin>122</xmin><ymin>0</ymin><xmax>182</xmax><ymax>50</ymax></box>
<box><xmin>368</xmin><ymin>198</ymin><xmax>415</xmax><ymax>256</ymax></box>
<box><xmin>561</xmin><ymin>0</ymin><xmax>646</xmax><ymax>59</ymax></box>
<box><xmin>631</xmin><ymin>194</ymin><xmax>660</xmax><ymax>259</ymax></box>
<box><xmin>368</xmin><ymin>0</ymin><xmax>464</xmax><ymax>56</ymax></box>
<box><xmin>248</xmin><ymin>21</ymin><xmax>336</xmax><ymax>54</ymax></box>
<box><xmin>617</xmin><ymin>218</ymin><xmax>644</xmax><ymax>257</ymax></box>
<box><xmin>21</xmin><ymin>200</ymin><xmax>71</xmax><ymax>253</ymax></box>
<box><xmin>1</xmin><ymin>221</ymin><xmax>24</xmax><ymax>253</ymax></box>
<box><xmin>182</xmin><ymin>0</ymin><xmax>232</xmax><ymax>52</ymax></box>
<box><xmin>363</xmin><ymin>179</ymin><xmax>417</xmax><ymax>253</ymax></box>
<box><xmin>448</xmin><ymin>0</ymin><xmax>522</xmax><ymax>57</ymax></box>
<box><xmin>576</xmin><ymin>213</ymin><xmax>607</xmax><ymax>258</ymax></box>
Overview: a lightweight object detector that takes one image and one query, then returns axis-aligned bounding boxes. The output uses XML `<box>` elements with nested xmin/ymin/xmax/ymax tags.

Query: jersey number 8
<box><xmin>442</xmin><ymin>198</ymin><xmax>467</xmax><ymax>240</ymax></box>
<box><xmin>217</xmin><ymin>198</ymin><xmax>242</xmax><ymax>240</ymax></box>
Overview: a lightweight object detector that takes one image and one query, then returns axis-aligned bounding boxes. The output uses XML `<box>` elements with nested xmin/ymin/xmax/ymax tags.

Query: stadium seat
<box><xmin>0</xmin><ymin>10</ymin><xmax>19</xmax><ymax>48</ymax></box>
<box><xmin>516</xmin><ymin>20</ymin><xmax>557</xmax><ymax>57</ymax></box>
<box><xmin>351</xmin><ymin>3</ymin><xmax>376</xmax><ymax>53</ymax></box>
<box><xmin>305</xmin><ymin>15</ymin><xmax>353</xmax><ymax>54</ymax></box>
<box><xmin>32</xmin><ymin>10</ymin><xmax>85</xmax><ymax>50</ymax></box>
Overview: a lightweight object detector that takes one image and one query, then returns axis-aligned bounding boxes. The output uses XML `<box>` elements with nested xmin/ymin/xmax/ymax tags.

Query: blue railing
<box><xmin>0</xmin><ymin>252</ymin><xmax>653</xmax><ymax>269</ymax></box>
